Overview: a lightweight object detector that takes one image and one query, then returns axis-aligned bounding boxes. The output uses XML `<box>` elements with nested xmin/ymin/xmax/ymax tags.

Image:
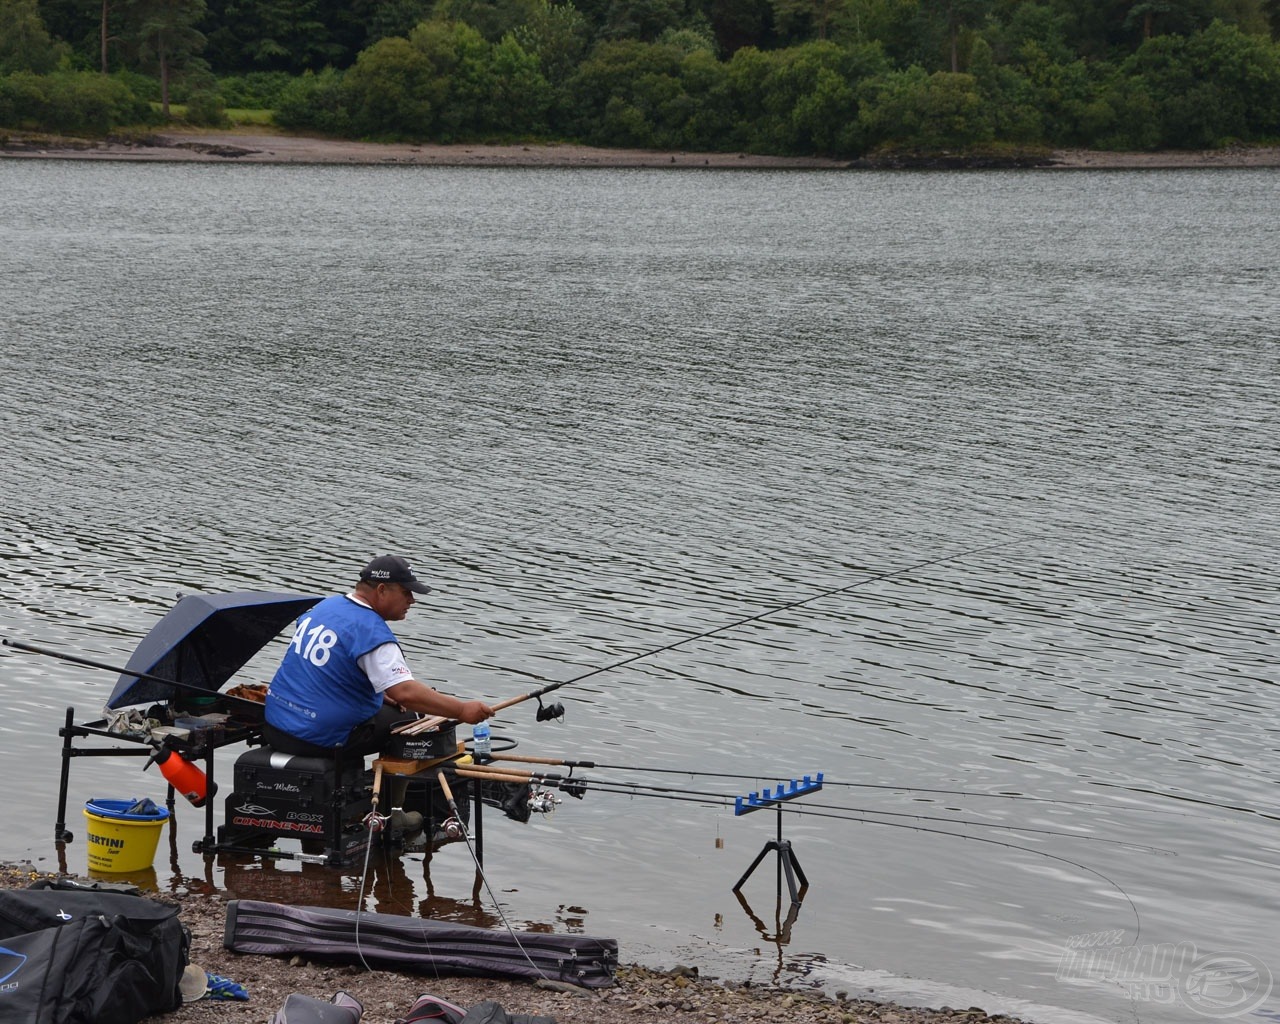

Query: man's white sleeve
<box><xmin>358</xmin><ymin>643</ymin><xmax>415</xmax><ymax>693</ymax></box>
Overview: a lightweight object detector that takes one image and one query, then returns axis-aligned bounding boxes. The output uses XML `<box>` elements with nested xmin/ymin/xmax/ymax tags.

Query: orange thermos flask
<box><xmin>145</xmin><ymin>744</ymin><xmax>214</xmax><ymax>806</ymax></box>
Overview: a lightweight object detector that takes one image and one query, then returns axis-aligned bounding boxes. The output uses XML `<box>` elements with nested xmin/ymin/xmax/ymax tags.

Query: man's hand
<box><xmin>456</xmin><ymin>700</ymin><xmax>495</xmax><ymax>725</ymax></box>
<box><xmin>384</xmin><ymin>679</ymin><xmax>494</xmax><ymax>723</ymax></box>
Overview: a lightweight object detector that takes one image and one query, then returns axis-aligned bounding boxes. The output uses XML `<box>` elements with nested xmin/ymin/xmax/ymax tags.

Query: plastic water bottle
<box><xmin>472</xmin><ymin>722</ymin><xmax>492</xmax><ymax>761</ymax></box>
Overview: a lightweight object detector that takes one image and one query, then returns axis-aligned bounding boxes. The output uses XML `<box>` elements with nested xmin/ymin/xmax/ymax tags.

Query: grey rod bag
<box><xmin>224</xmin><ymin>900</ymin><xmax>617</xmax><ymax>989</ymax></box>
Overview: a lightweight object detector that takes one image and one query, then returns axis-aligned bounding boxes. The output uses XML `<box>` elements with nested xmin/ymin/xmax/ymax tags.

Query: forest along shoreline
<box><xmin>4</xmin><ymin>129</ymin><xmax>1280</xmax><ymax>169</ymax></box>
<box><xmin>2</xmin><ymin>863</ymin><xmax>1030</xmax><ymax>1024</ymax></box>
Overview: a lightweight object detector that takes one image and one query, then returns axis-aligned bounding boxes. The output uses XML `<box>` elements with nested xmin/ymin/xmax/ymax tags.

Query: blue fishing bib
<box><xmin>265</xmin><ymin>595</ymin><xmax>398</xmax><ymax>747</ymax></box>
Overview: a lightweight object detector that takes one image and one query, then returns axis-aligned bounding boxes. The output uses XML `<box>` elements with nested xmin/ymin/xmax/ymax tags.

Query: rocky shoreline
<box><xmin>2</xmin><ymin>863</ymin><xmax>1025</xmax><ymax>1024</ymax></box>
<box><xmin>3</xmin><ymin>128</ymin><xmax>1280</xmax><ymax>170</ymax></box>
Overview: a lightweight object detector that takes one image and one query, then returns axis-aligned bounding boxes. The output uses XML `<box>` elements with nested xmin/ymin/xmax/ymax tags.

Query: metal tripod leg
<box><xmin>732</xmin><ymin>803</ymin><xmax>808</xmax><ymax>906</ymax></box>
<box><xmin>732</xmin><ymin>839</ymin><xmax>808</xmax><ymax>905</ymax></box>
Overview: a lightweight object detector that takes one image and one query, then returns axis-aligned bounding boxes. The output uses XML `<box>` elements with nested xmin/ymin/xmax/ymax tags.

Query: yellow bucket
<box><xmin>83</xmin><ymin>799</ymin><xmax>169</xmax><ymax>873</ymax></box>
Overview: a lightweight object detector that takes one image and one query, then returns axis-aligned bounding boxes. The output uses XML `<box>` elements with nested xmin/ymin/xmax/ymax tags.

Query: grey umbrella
<box><xmin>105</xmin><ymin>591</ymin><xmax>320</xmax><ymax>709</ymax></box>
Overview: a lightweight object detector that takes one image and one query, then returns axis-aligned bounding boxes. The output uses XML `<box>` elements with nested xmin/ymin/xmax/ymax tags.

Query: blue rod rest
<box><xmin>733</xmin><ymin>773</ymin><xmax>824</xmax><ymax>816</ymax></box>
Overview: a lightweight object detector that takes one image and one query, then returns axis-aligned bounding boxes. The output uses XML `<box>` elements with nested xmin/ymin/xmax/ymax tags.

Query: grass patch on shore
<box><xmin>226</xmin><ymin>108</ymin><xmax>274</xmax><ymax>127</ymax></box>
<box><xmin>148</xmin><ymin>103</ymin><xmax>275</xmax><ymax>129</ymax></box>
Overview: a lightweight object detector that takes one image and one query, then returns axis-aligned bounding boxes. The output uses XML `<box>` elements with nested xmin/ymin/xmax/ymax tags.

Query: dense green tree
<box><xmin>966</xmin><ymin>35</ymin><xmax>1043</xmax><ymax>140</ymax></box>
<box><xmin>1264</xmin><ymin>0</ymin><xmax>1279</xmax><ymax>35</ymax></box>
<box><xmin>769</xmin><ymin>0</ymin><xmax>847</xmax><ymax>43</ymax></box>
<box><xmin>858</xmin><ymin>65</ymin><xmax>992</xmax><ymax>147</ymax></box>
<box><xmin>432</xmin><ymin>0</ymin><xmax>541</xmax><ymax>40</ymax></box>
<box><xmin>676</xmin><ymin>44</ymin><xmax>735</xmax><ymax>141</ymax></box>
<box><xmin>981</xmin><ymin>1</ymin><xmax>1073</xmax><ymax>63</ymax></box>
<box><xmin>827</xmin><ymin>0</ymin><xmax>915</xmax><ymax>58</ymax></box>
<box><xmin>273</xmin><ymin>64</ymin><xmax>351</xmax><ymax>130</ymax></box>
<box><xmin>342</xmin><ymin>33</ymin><xmax>437</xmax><ymax>134</ymax></box>
<box><xmin>0</xmin><ymin>0</ymin><xmax>64</xmax><ymax>72</ymax></box>
<box><xmin>406</xmin><ymin>19</ymin><xmax>496</xmax><ymax>135</ymax></box>
<box><xmin>1126</xmin><ymin>0</ymin><xmax>1170</xmax><ymax>40</ymax></box>
<box><xmin>0</xmin><ymin>68</ymin><xmax>150</xmax><ymax>128</ymax></box>
<box><xmin>201</xmin><ymin>0</ymin><xmax>338</xmax><ymax>72</ymax></box>
<box><xmin>718</xmin><ymin>38</ymin><xmax>886</xmax><ymax>150</ymax></box>
<box><xmin>918</xmin><ymin>0</ymin><xmax>990</xmax><ymax>70</ymax></box>
<box><xmin>704</xmin><ymin>0</ymin><xmax>774</xmax><ymax>54</ymax></box>
<box><xmin>123</xmin><ymin>0</ymin><xmax>206</xmax><ymax>112</ymax></box>
<box><xmin>510</xmin><ymin>0</ymin><xmax>590</xmax><ymax>83</ymax></box>
<box><xmin>489</xmin><ymin>31</ymin><xmax>552</xmax><ymax>129</ymax></box>
<box><xmin>600</xmin><ymin>0</ymin><xmax>687</xmax><ymax>40</ymax></box>
<box><xmin>1004</xmin><ymin>39</ymin><xmax>1104</xmax><ymax>142</ymax></box>
<box><xmin>361</xmin><ymin>0</ymin><xmax>434</xmax><ymax>43</ymax></box>
<box><xmin>1209</xmin><ymin>0</ymin><xmax>1271</xmax><ymax>33</ymax></box>
<box><xmin>36</xmin><ymin>0</ymin><xmax>95</xmax><ymax>65</ymax></box>
<box><xmin>1120</xmin><ymin>19</ymin><xmax>1280</xmax><ymax>143</ymax></box>
<box><xmin>562</xmin><ymin>37</ymin><xmax>686</xmax><ymax>141</ymax></box>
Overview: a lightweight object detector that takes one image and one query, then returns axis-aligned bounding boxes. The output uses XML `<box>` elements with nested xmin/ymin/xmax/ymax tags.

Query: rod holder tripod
<box><xmin>731</xmin><ymin>774</ymin><xmax>822</xmax><ymax>907</ymax></box>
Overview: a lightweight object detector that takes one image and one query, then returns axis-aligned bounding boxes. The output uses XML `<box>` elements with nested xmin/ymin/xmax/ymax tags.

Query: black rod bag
<box><xmin>0</xmin><ymin>887</ymin><xmax>188</xmax><ymax>1023</ymax></box>
<box><xmin>224</xmin><ymin>899</ymin><xmax>617</xmax><ymax>989</ymax></box>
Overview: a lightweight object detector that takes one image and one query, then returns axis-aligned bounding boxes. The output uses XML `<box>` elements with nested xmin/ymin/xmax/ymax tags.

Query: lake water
<box><xmin>1</xmin><ymin>158</ymin><xmax>1278</xmax><ymax>1024</ymax></box>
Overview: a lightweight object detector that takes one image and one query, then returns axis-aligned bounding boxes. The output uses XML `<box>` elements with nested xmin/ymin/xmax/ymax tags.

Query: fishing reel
<box><xmin>362</xmin><ymin>810</ymin><xmax>389</xmax><ymax>834</ymax></box>
<box><xmin>527</xmin><ymin>789</ymin><xmax>560</xmax><ymax>814</ymax></box>
<box><xmin>439</xmin><ymin>815</ymin><xmax>467</xmax><ymax>840</ymax></box>
<box><xmin>535</xmin><ymin>698</ymin><xmax>564</xmax><ymax>723</ymax></box>
<box><xmin>559</xmin><ymin>778</ymin><xmax>587</xmax><ymax>800</ymax></box>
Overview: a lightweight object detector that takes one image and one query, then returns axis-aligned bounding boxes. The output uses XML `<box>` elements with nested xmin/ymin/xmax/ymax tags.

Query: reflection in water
<box><xmin>217</xmin><ymin>850</ymin><xmax>588</xmax><ymax>935</ymax></box>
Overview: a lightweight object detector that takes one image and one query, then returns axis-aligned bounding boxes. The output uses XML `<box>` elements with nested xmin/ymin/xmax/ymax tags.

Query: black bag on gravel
<box><xmin>0</xmin><ymin>885</ymin><xmax>189</xmax><ymax>1024</ymax></box>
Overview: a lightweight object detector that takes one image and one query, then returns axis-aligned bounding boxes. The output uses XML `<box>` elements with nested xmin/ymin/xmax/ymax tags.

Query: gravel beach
<box><xmin>2</xmin><ymin>863</ymin><xmax>1026</xmax><ymax>1024</ymax></box>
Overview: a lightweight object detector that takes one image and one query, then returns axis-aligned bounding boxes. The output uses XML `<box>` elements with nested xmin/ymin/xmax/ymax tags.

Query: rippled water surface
<box><xmin>1</xmin><ymin>160</ymin><xmax>1278</xmax><ymax>1024</ymax></box>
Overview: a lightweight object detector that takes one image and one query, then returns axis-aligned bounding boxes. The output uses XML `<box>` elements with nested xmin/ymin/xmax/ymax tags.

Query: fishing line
<box><xmin>785</xmin><ymin>805</ymin><xmax>1144</xmax><ymax>946</ymax></box>
<box><xmin>1089</xmin><ymin>780</ymin><xmax>1280</xmax><ymax>824</ymax></box>
<box><xmin>353</xmin><ymin>764</ymin><xmax>392</xmax><ymax>975</ymax></box>
<box><xmin>402</xmin><ymin>538</ymin><xmax>1031</xmax><ymax>738</ymax></box>
<box><xmin>571</xmin><ymin>762</ymin><xmax>1243</xmax><ymax>825</ymax></box>
<box><xmin>542</xmin><ymin>758</ymin><xmax>1119</xmax><ymax>809</ymax></box>
<box><xmin>432</xmin><ymin>770</ymin><xmax>552</xmax><ymax>983</ymax></box>
<box><xmin>570</xmin><ymin>778</ymin><xmax>1168</xmax><ymax>854</ymax></box>
<box><xmin>528</xmin><ymin>537</ymin><xmax>1027</xmax><ymax>698</ymax></box>
<box><xmin>354</xmin><ymin>807</ymin><xmax>382</xmax><ymax>973</ymax></box>
<box><xmin>539</xmin><ymin>782</ymin><xmax>1143</xmax><ymax>946</ymax></box>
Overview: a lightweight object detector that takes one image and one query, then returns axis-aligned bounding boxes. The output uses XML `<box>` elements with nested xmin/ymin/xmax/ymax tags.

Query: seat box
<box><xmin>220</xmin><ymin>747</ymin><xmax>370</xmax><ymax>847</ymax></box>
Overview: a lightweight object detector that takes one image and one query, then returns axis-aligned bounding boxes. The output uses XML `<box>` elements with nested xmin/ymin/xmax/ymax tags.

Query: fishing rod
<box><xmin>1</xmin><ymin>638</ymin><xmax>265</xmax><ymax>711</ymax></box>
<box><xmin>560</xmin><ymin>775</ymin><xmax>1168</xmax><ymax>853</ymax></box>
<box><xmin>493</xmin><ymin>754</ymin><xmax>1128</xmax><ymax>811</ymax></box>
<box><xmin>513</xmin><ymin>778</ymin><xmax>1143</xmax><ymax>941</ymax></box>
<box><xmin>466</xmin><ymin>755</ymin><xmax>1167</xmax><ymax>852</ymax></box>
<box><xmin>505</xmin><ymin>754</ymin><xmax>1245</xmax><ymax>828</ymax></box>
<box><xmin>398</xmin><ymin>537</ymin><xmax>1026</xmax><ymax>736</ymax></box>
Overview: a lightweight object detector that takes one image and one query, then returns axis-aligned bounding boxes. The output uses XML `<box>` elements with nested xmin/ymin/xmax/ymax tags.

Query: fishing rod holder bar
<box><xmin>733</xmin><ymin>773</ymin><xmax>823</xmax><ymax>815</ymax></box>
<box><xmin>732</xmin><ymin>773</ymin><xmax>821</xmax><ymax>909</ymax></box>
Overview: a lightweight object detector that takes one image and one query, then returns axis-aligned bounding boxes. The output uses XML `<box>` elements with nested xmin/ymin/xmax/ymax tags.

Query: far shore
<box><xmin>4</xmin><ymin>127</ymin><xmax>1280</xmax><ymax>169</ymax></box>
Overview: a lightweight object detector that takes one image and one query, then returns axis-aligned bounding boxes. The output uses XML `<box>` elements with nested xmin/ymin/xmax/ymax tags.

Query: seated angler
<box><xmin>264</xmin><ymin>555</ymin><xmax>494</xmax><ymax>838</ymax></box>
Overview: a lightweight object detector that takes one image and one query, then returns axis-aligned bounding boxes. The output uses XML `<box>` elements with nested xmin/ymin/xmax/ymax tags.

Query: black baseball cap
<box><xmin>359</xmin><ymin>555</ymin><xmax>432</xmax><ymax>594</ymax></box>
